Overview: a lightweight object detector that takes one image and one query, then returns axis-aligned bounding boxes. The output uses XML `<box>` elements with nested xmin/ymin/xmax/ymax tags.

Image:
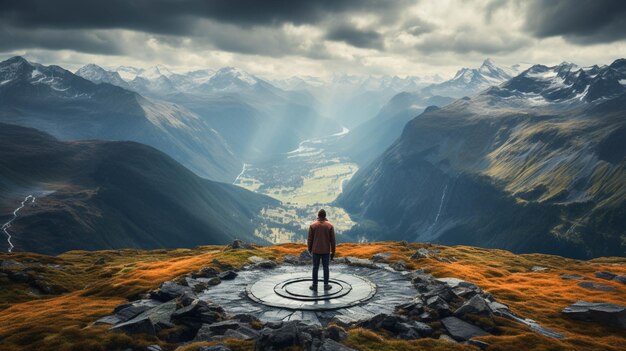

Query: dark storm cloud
<box><xmin>326</xmin><ymin>26</ymin><xmax>384</xmax><ymax>50</ymax></box>
<box><xmin>0</xmin><ymin>0</ymin><xmax>408</xmax><ymax>55</ymax></box>
<box><xmin>0</xmin><ymin>0</ymin><xmax>404</xmax><ymax>32</ymax></box>
<box><xmin>525</xmin><ymin>0</ymin><xmax>626</xmax><ymax>44</ymax></box>
<box><xmin>0</xmin><ymin>25</ymin><xmax>124</xmax><ymax>55</ymax></box>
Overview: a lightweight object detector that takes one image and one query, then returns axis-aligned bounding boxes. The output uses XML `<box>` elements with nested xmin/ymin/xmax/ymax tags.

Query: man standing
<box><xmin>307</xmin><ymin>209</ymin><xmax>336</xmax><ymax>291</ymax></box>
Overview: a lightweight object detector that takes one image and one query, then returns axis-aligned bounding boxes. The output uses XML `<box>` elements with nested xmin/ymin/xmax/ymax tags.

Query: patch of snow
<box><xmin>31</xmin><ymin>69</ymin><xmax>42</xmax><ymax>78</ymax></box>
<box><xmin>576</xmin><ymin>85</ymin><xmax>590</xmax><ymax>101</ymax></box>
<box><xmin>0</xmin><ymin>79</ymin><xmax>11</xmax><ymax>85</ymax></box>
<box><xmin>619</xmin><ymin>79</ymin><xmax>626</xmax><ymax>86</ymax></box>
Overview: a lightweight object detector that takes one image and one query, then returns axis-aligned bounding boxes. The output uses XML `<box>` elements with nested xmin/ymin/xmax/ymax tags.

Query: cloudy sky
<box><xmin>1</xmin><ymin>0</ymin><xmax>625</xmax><ymax>79</ymax></box>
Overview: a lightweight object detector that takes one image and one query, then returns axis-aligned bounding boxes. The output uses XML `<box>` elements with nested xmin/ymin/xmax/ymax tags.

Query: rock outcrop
<box><xmin>562</xmin><ymin>301</ymin><xmax>626</xmax><ymax>329</ymax></box>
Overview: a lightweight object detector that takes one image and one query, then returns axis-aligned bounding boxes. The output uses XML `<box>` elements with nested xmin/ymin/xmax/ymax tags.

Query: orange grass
<box><xmin>1</xmin><ymin>242</ymin><xmax>625</xmax><ymax>351</ymax></box>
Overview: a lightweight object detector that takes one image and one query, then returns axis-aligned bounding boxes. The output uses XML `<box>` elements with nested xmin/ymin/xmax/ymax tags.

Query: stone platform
<box><xmin>247</xmin><ymin>272</ymin><xmax>377</xmax><ymax>310</ymax></box>
<box><xmin>198</xmin><ymin>263</ymin><xmax>416</xmax><ymax>326</ymax></box>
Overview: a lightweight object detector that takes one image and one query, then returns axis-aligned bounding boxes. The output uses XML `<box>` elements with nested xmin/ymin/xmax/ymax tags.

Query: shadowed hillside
<box><xmin>0</xmin><ymin>124</ymin><xmax>277</xmax><ymax>254</ymax></box>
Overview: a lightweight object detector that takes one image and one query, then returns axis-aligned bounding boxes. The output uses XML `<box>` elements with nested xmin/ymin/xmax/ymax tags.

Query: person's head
<box><xmin>317</xmin><ymin>209</ymin><xmax>326</xmax><ymax>219</ymax></box>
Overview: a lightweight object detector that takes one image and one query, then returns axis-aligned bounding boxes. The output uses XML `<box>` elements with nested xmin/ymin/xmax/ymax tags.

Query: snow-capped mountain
<box><xmin>0</xmin><ymin>56</ymin><xmax>241</xmax><ymax>182</ymax></box>
<box><xmin>270</xmin><ymin>76</ymin><xmax>326</xmax><ymax>91</ymax></box>
<box><xmin>488</xmin><ymin>60</ymin><xmax>626</xmax><ymax>106</ymax></box>
<box><xmin>75</xmin><ymin>64</ymin><xmax>130</xmax><ymax>89</ymax></box>
<box><xmin>422</xmin><ymin>59</ymin><xmax>522</xmax><ymax>98</ymax></box>
<box><xmin>0</xmin><ymin>56</ymin><xmax>100</xmax><ymax>98</ymax></box>
<box><xmin>340</xmin><ymin>58</ymin><xmax>626</xmax><ymax>259</ymax></box>
<box><xmin>198</xmin><ymin>67</ymin><xmax>270</xmax><ymax>92</ymax></box>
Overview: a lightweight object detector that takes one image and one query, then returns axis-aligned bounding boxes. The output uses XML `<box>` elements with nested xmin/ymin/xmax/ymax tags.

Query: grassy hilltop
<box><xmin>0</xmin><ymin>242</ymin><xmax>625</xmax><ymax>351</ymax></box>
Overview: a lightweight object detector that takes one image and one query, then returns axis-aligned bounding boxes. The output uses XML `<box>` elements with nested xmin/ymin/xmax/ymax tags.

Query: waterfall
<box><xmin>2</xmin><ymin>195</ymin><xmax>36</xmax><ymax>253</ymax></box>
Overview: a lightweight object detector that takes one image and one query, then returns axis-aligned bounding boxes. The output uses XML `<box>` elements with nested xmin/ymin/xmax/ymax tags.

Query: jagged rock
<box><xmin>231</xmin><ymin>325</ymin><xmax>261</xmax><ymax>340</ymax></box>
<box><xmin>248</xmin><ymin>256</ymin><xmax>277</xmax><ymax>269</ymax></box>
<box><xmin>579</xmin><ymin>281</ymin><xmax>616</xmax><ymax>292</ymax></box>
<box><xmin>111</xmin><ymin>300</ymin><xmax>177</xmax><ymax>335</ymax></box>
<box><xmin>451</xmin><ymin>286</ymin><xmax>477</xmax><ymax>299</ymax></box>
<box><xmin>207</xmin><ymin>277</ymin><xmax>221</xmax><ymax>286</ymax></box>
<box><xmin>228</xmin><ymin>239</ymin><xmax>253</xmax><ymax>250</ymax></box>
<box><xmin>95</xmin><ymin>315</ymin><xmax>121</xmax><ymax>325</ymax></box>
<box><xmin>192</xmin><ymin>267</ymin><xmax>219</xmax><ymax>278</ymax></box>
<box><xmin>487</xmin><ymin>300</ymin><xmax>509</xmax><ymax>313</ymax></box>
<box><xmin>426</xmin><ymin>296</ymin><xmax>450</xmax><ymax>314</ymax></box>
<box><xmin>150</xmin><ymin>281</ymin><xmax>193</xmax><ymax>302</ymax></box>
<box><xmin>233</xmin><ymin>314</ymin><xmax>261</xmax><ymax>324</ymax></box>
<box><xmin>194</xmin><ymin>324</ymin><xmax>217</xmax><ymax>341</ymax></box>
<box><xmin>94</xmin><ymin>257</ymin><xmax>106</xmax><ymax>265</ymax></box>
<box><xmin>371</xmin><ymin>252</ymin><xmax>391</xmax><ymax>263</ymax></box>
<box><xmin>357</xmin><ymin>314</ymin><xmax>432</xmax><ymax>338</ymax></box>
<box><xmin>440</xmin><ymin>316</ymin><xmax>489</xmax><ymax>341</ymax></box>
<box><xmin>299</xmin><ymin>250</ymin><xmax>312</xmax><ymax>262</ymax></box>
<box><xmin>283</xmin><ymin>255</ymin><xmax>301</xmax><ymax>265</ymax></box>
<box><xmin>171</xmin><ymin>299</ymin><xmax>226</xmax><ymax>328</ymax></box>
<box><xmin>562</xmin><ymin>301</ymin><xmax>626</xmax><ymax>328</ymax></box>
<box><xmin>218</xmin><ymin>270</ymin><xmax>238</xmax><ymax>280</ymax></box>
<box><xmin>595</xmin><ymin>271</ymin><xmax>617</xmax><ymax>280</ymax></box>
<box><xmin>223</xmin><ymin>329</ymin><xmax>252</xmax><ymax>340</ymax></box>
<box><xmin>199</xmin><ymin>345</ymin><xmax>231</xmax><ymax>351</ymax></box>
<box><xmin>560</xmin><ymin>274</ymin><xmax>585</xmax><ymax>280</ymax></box>
<box><xmin>614</xmin><ymin>276</ymin><xmax>626</xmax><ymax>285</ymax></box>
<box><xmin>390</xmin><ymin>260</ymin><xmax>407</xmax><ymax>271</ymax></box>
<box><xmin>255</xmin><ymin>321</ymin><xmax>303</xmax><ymax>351</ymax></box>
<box><xmin>454</xmin><ymin>295</ymin><xmax>490</xmax><ymax>316</ymax></box>
<box><xmin>193</xmin><ymin>281</ymin><xmax>209</xmax><ymax>293</ymax></box>
<box><xmin>318</xmin><ymin>339</ymin><xmax>357</xmax><ymax>351</ymax></box>
<box><xmin>345</xmin><ymin>257</ymin><xmax>379</xmax><ymax>269</ymax></box>
<box><xmin>330</xmin><ymin>315</ymin><xmax>355</xmax><ymax>327</ymax></box>
<box><xmin>437</xmin><ymin>277</ymin><xmax>482</xmax><ymax>292</ymax></box>
<box><xmin>410</xmin><ymin>272</ymin><xmax>435</xmax><ymax>287</ymax></box>
<box><xmin>410</xmin><ymin>248</ymin><xmax>431</xmax><ymax>259</ymax></box>
<box><xmin>422</xmin><ymin>284</ymin><xmax>455</xmax><ymax>302</ymax></box>
<box><xmin>204</xmin><ymin>320</ymin><xmax>242</xmax><ymax>335</ymax></box>
<box><xmin>417</xmin><ymin>310</ymin><xmax>436</xmax><ymax>322</ymax></box>
<box><xmin>265</xmin><ymin>321</ymin><xmax>283</xmax><ymax>329</ymax></box>
<box><xmin>395</xmin><ymin>298</ymin><xmax>424</xmax><ymax>316</ymax></box>
<box><xmin>326</xmin><ymin>325</ymin><xmax>347</xmax><ymax>342</ymax></box>
<box><xmin>114</xmin><ymin>300</ymin><xmax>162</xmax><ymax>322</ymax></box>
<box><xmin>467</xmin><ymin>339</ymin><xmax>490</xmax><ymax>350</ymax></box>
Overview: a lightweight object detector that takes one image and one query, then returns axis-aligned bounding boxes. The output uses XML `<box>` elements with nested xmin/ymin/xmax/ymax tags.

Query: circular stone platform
<box><xmin>246</xmin><ymin>272</ymin><xmax>376</xmax><ymax>310</ymax></box>
<box><xmin>197</xmin><ymin>263</ymin><xmax>417</xmax><ymax>326</ymax></box>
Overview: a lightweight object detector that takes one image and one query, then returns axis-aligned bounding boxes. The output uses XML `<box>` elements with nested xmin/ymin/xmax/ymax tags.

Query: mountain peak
<box><xmin>1</xmin><ymin>56</ymin><xmax>30</xmax><ymax>66</ymax></box>
<box><xmin>481</xmin><ymin>58</ymin><xmax>496</xmax><ymax>68</ymax></box>
<box><xmin>76</xmin><ymin>63</ymin><xmax>106</xmax><ymax>73</ymax></box>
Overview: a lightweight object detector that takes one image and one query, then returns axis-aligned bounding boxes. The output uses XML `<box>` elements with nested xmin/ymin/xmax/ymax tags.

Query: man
<box><xmin>307</xmin><ymin>209</ymin><xmax>336</xmax><ymax>291</ymax></box>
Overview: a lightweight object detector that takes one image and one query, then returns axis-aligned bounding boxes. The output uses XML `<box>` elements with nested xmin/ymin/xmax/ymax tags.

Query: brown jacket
<box><xmin>307</xmin><ymin>218</ymin><xmax>336</xmax><ymax>254</ymax></box>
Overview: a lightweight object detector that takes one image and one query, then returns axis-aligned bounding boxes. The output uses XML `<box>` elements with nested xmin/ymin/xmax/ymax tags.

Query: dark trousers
<box><xmin>312</xmin><ymin>253</ymin><xmax>330</xmax><ymax>286</ymax></box>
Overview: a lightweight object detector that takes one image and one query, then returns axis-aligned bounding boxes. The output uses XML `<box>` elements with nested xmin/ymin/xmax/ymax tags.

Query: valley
<box><xmin>236</xmin><ymin>128</ymin><xmax>359</xmax><ymax>243</ymax></box>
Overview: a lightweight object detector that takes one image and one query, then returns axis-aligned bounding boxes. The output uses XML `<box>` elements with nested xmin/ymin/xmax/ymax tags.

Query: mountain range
<box><xmin>333</xmin><ymin>59</ymin><xmax>516</xmax><ymax>165</ymax></box>
<box><xmin>0</xmin><ymin>56</ymin><xmax>240</xmax><ymax>182</ymax></box>
<box><xmin>76</xmin><ymin>63</ymin><xmax>342</xmax><ymax>160</ymax></box>
<box><xmin>0</xmin><ymin>123</ymin><xmax>276</xmax><ymax>255</ymax></box>
<box><xmin>339</xmin><ymin>59</ymin><xmax>626</xmax><ymax>259</ymax></box>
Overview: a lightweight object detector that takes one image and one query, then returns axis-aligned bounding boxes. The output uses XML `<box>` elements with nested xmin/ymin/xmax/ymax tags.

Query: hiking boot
<box><xmin>309</xmin><ymin>285</ymin><xmax>318</xmax><ymax>291</ymax></box>
<box><xmin>323</xmin><ymin>284</ymin><xmax>332</xmax><ymax>291</ymax></box>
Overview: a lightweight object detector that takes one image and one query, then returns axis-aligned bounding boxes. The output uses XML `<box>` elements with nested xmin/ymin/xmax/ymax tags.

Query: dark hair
<box><xmin>318</xmin><ymin>209</ymin><xmax>326</xmax><ymax>219</ymax></box>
